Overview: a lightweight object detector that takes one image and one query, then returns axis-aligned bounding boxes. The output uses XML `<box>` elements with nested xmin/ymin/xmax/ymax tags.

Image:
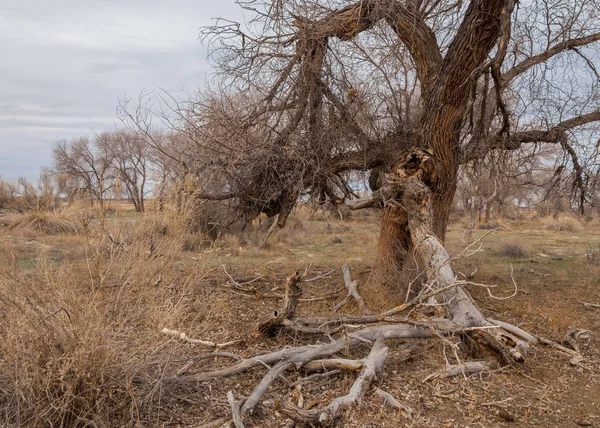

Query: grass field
<box><xmin>0</xmin><ymin>206</ymin><xmax>599</xmax><ymax>427</ymax></box>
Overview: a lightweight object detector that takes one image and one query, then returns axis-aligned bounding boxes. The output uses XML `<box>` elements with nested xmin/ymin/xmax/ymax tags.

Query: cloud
<box><xmin>0</xmin><ymin>0</ymin><xmax>243</xmax><ymax>181</ymax></box>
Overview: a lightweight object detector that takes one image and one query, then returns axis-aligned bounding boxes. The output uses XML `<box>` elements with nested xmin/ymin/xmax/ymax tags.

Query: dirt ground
<box><xmin>1</xmin><ymin>208</ymin><xmax>599</xmax><ymax>427</ymax></box>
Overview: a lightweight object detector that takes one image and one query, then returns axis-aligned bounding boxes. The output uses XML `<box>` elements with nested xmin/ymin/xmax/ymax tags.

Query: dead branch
<box><xmin>184</xmin><ymin>323</ymin><xmax>436</xmax><ymax>383</ymax></box>
<box><xmin>281</xmin><ymin>339</ymin><xmax>389</xmax><ymax>423</ymax></box>
<box><xmin>334</xmin><ymin>264</ymin><xmax>369</xmax><ymax>314</ymax></box>
<box><xmin>258</xmin><ymin>270</ymin><xmax>303</xmax><ymax>337</ymax></box>
<box><xmin>222</xmin><ymin>264</ymin><xmax>264</xmax><ymax>291</ymax></box>
<box><xmin>161</xmin><ymin>328</ymin><xmax>240</xmax><ymax>349</ymax></box>
<box><xmin>422</xmin><ymin>361</ymin><xmax>490</xmax><ymax>382</ymax></box>
<box><xmin>374</xmin><ymin>388</ymin><xmax>412</xmax><ymax>418</ymax></box>
<box><xmin>241</xmin><ymin>361</ymin><xmax>293</xmax><ymax>416</ymax></box>
<box><xmin>581</xmin><ymin>301</ymin><xmax>600</xmax><ymax>309</ymax></box>
<box><xmin>227</xmin><ymin>391</ymin><xmax>245</xmax><ymax>428</ymax></box>
<box><xmin>303</xmin><ymin>269</ymin><xmax>336</xmax><ymax>282</ymax></box>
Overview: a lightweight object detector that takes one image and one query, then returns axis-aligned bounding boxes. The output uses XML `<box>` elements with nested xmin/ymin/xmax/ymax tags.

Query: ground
<box><xmin>0</xmin><ymin>206</ymin><xmax>599</xmax><ymax>427</ymax></box>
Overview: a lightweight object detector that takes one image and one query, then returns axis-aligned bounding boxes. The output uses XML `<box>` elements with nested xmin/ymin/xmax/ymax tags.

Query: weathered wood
<box><xmin>334</xmin><ymin>264</ymin><xmax>369</xmax><ymax>314</ymax></box>
<box><xmin>240</xmin><ymin>362</ymin><xmax>293</xmax><ymax>416</ymax></box>
<box><xmin>161</xmin><ymin>328</ymin><xmax>240</xmax><ymax>349</ymax></box>
<box><xmin>422</xmin><ymin>361</ymin><xmax>490</xmax><ymax>382</ymax></box>
<box><xmin>227</xmin><ymin>391</ymin><xmax>245</xmax><ymax>428</ymax></box>
<box><xmin>185</xmin><ymin>324</ymin><xmax>435</xmax><ymax>382</ymax></box>
<box><xmin>258</xmin><ymin>271</ymin><xmax>303</xmax><ymax>337</ymax></box>
<box><xmin>280</xmin><ymin>339</ymin><xmax>389</xmax><ymax>423</ymax></box>
<box><xmin>374</xmin><ymin>388</ymin><xmax>412</xmax><ymax>417</ymax></box>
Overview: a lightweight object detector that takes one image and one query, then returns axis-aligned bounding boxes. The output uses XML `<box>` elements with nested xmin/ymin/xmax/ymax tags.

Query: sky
<box><xmin>0</xmin><ymin>0</ymin><xmax>243</xmax><ymax>181</ymax></box>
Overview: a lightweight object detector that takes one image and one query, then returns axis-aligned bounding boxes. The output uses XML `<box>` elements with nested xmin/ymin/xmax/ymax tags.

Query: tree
<box><xmin>96</xmin><ymin>130</ymin><xmax>152</xmax><ymax>212</ymax></box>
<box><xmin>53</xmin><ymin>137</ymin><xmax>114</xmax><ymax>212</ymax></box>
<box><xmin>195</xmin><ymin>0</ymin><xmax>600</xmax><ymax>297</ymax></box>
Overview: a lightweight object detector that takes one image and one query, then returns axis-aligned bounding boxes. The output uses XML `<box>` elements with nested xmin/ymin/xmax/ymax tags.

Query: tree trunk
<box><xmin>364</xmin><ymin>207</ymin><xmax>411</xmax><ymax>306</ymax></box>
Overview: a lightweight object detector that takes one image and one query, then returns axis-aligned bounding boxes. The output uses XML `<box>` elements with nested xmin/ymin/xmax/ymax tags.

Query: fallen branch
<box><xmin>184</xmin><ymin>323</ymin><xmax>436</xmax><ymax>383</ymax></box>
<box><xmin>222</xmin><ymin>264</ymin><xmax>264</xmax><ymax>291</ymax></box>
<box><xmin>161</xmin><ymin>328</ymin><xmax>240</xmax><ymax>349</ymax></box>
<box><xmin>227</xmin><ymin>391</ymin><xmax>245</xmax><ymax>428</ymax></box>
<box><xmin>374</xmin><ymin>388</ymin><xmax>412</xmax><ymax>418</ymax></box>
<box><xmin>334</xmin><ymin>264</ymin><xmax>369</xmax><ymax>314</ymax></box>
<box><xmin>581</xmin><ymin>301</ymin><xmax>600</xmax><ymax>309</ymax></box>
<box><xmin>422</xmin><ymin>361</ymin><xmax>490</xmax><ymax>382</ymax></box>
<box><xmin>281</xmin><ymin>339</ymin><xmax>389</xmax><ymax>423</ymax></box>
<box><xmin>258</xmin><ymin>270</ymin><xmax>304</xmax><ymax>337</ymax></box>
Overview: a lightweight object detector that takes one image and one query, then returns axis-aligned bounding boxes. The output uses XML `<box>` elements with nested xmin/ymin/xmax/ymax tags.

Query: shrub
<box><xmin>541</xmin><ymin>216</ymin><xmax>581</xmax><ymax>232</ymax></box>
<box><xmin>495</xmin><ymin>240</ymin><xmax>529</xmax><ymax>258</ymax></box>
<box><xmin>0</xmin><ymin>215</ymin><xmax>208</xmax><ymax>426</ymax></box>
<box><xmin>6</xmin><ymin>211</ymin><xmax>80</xmax><ymax>234</ymax></box>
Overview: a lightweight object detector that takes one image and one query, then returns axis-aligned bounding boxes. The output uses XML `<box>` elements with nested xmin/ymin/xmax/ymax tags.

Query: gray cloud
<box><xmin>0</xmin><ymin>0</ymin><xmax>242</xmax><ymax>180</ymax></box>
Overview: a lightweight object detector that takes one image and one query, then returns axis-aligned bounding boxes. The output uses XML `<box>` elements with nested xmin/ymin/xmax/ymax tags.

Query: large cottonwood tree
<box><xmin>195</xmin><ymin>0</ymin><xmax>600</xmax><ymax>295</ymax></box>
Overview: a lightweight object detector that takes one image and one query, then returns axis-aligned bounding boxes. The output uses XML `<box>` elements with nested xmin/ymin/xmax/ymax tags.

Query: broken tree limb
<box><xmin>260</xmin><ymin>214</ymin><xmax>280</xmax><ymax>249</ymax></box>
<box><xmin>184</xmin><ymin>323</ymin><xmax>436</xmax><ymax>383</ymax></box>
<box><xmin>241</xmin><ymin>361</ymin><xmax>293</xmax><ymax>416</ymax></box>
<box><xmin>301</xmin><ymin>358</ymin><xmax>364</xmax><ymax>373</ymax></box>
<box><xmin>581</xmin><ymin>301</ymin><xmax>600</xmax><ymax>309</ymax></box>
<box><xmin>488</xmin><ymin>319</ymin><xmax>538</xmax><ymax>344</ymax></box>
<box><xmin>258</xmin><ymin>270</ymin><xmax>303</xmax><ymax>337</ymax></box>
<box><xmin>334</xmin><ymin>264</ymin><xmax>369</xmax><ymax>314</ymax></box>
<box><xmin>280</xmin><ymin>339</ymin><xmax>389</xmax><ymax>423</ymax></box>
<box><xmin>390</xmin><ymin>160</ymin><xmax>535</xmax><ymax>362</ymax></box>
<box><xmin>227</xmin><ymin>391</ymin><xmax>245</xmax><ymax>428</ymax></box>
<box><xmin>422</xmin><ymin>361</ymin><xmax>490</xmax><ymax>382</ymax></box>
<box><xmin>161</xmin><ymin>328</ymin><xmax>240</xmax><ymax>349</ymax></box>
<box><xmin>346</xmin><ymin>189</ymin><xmax>385</xmax><ymax>210</ymax></box>
<box><xmin>374</xmin><ymin>388</ymin><xmax>413</xmax><ymax>418</ymax></box>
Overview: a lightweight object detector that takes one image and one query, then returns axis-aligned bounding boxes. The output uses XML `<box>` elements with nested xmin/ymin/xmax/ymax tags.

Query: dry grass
<box><xmin>494</xmin><ymin>239</ymin><xmax>529</xmax><ymax>258</ymax></box>
<box><xmin>4</xmin><ymin>210</ymin><xmax>81</xmax><ymax>235</ymax></box>
<box><xmin>1</xmin><ymin>205</ymin><xmax>599</xmax><ymax>427</ymax></box>
<box><xmin>0</xmin><ymin>210</ymin><xmax>211</xmax><ymax>427</ymax></box>
<box><xmin>540</xmin><ymin>215</ymin><xmax>582</xmax><ymax>232</ymax></box>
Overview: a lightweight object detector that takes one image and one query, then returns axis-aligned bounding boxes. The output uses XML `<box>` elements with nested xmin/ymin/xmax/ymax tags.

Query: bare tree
<box><xmin>53</xmin><ymin>137</ymin><xmax>114</xmax><ymax>212</ymax></box>
<box><xmin>96</xmin><ymin>130</ymin><xmax>153</xmax><ymax>212</ymax></box>
<box><xmin>189</xmin><ymin>0</ymin><xmax>600</xmax><ymax>295</ymax></box>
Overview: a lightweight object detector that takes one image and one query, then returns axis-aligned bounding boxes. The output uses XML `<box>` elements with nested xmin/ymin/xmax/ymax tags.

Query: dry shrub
<box><xmin>6</xmin><ymin>210</ymin><xmax>80</xmax><ymax>234</ymax></box>
<box><xmin>585</xmin><ymin>242</ymin><xmax>600</xmax><ymax>265</ymax></box>
<box><xmin>0</xmin><ymin>215</ymin><xmax>208</xmax><ymax>426</ymax></box>
<box><xmin>541</xmin><ymin>216</ymin><xmax>581</xmax><ymax>232</ymax></box>
<box><xmin>495</xmin><ymin>239</ymin><xmax>529</xmax><ymax>258</ymax></box>
<box><xmin>478</xmin><ymin>222</ymin><xmax>499</xmax><ymax>230</ymax></box>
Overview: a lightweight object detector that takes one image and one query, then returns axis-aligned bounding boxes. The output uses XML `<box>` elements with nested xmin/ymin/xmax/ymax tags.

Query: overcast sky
<box><xmin>0</xmin><ymin>0</ymin><xmax>242</xmax><ymax>181</ymax></box>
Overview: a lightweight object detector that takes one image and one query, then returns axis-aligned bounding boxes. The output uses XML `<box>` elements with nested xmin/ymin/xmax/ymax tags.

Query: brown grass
<box><xmin>540</xmin><ymin>215</ymin><xmax>581</xmax><ymax>232</ymax></box>
<box><xmin>4</xmin><ymin>211</ymin><xmax>81</xmax><ymax>234</ymax></box>
<box><xmin>0</xmin><ymin>210</ymin><xmax>210</xmax><ymax>427</ymax></box>
<box><xmin>494</xmin><ymin>239</ymin><xmax>529</xmax><ymax>258</ymax></box>
<box><xmin>1</xmin><ymin>205</ymin><xmax>599</xmax><ymax>427</ymax></box>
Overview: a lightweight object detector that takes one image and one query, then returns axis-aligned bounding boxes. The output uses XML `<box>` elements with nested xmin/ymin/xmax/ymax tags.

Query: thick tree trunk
<box><xmin>364</xmin><ymin>207</ymin><xmax>411</xmax><ymax>305</ymax></box>
<box><xmin>365</xmin><ymin>149</ymin><xmax>458</xmax><ymax>307</ymax></box>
